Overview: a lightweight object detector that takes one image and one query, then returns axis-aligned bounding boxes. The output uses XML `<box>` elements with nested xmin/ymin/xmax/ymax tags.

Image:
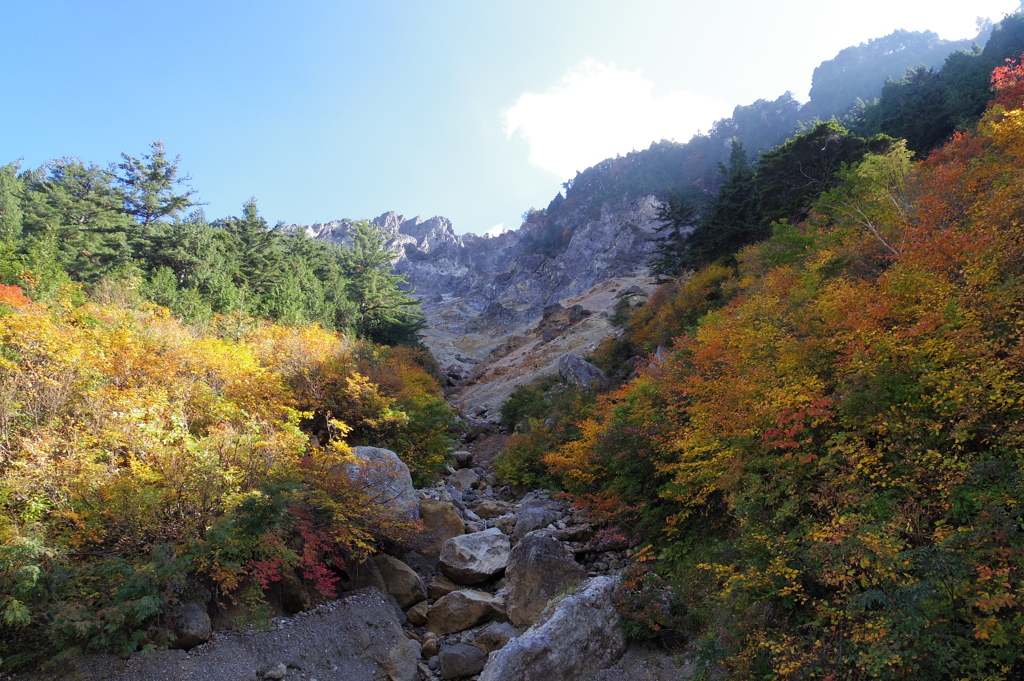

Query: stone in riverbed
<box><xmin>425</xmin><ymin>589</ymin><xmax>506</xmax><ymax>635</ymax></box>
<box><xmin>346</xmin><ymin>446</ymin><xmax>419</xmax><ymax>520</ymax></box>
<box><xmin>439</xmin><ymin>642</ymin><xmax>488</xmax><ymax>679</ymax></box>
<box><xmin>512</xmin><ymin>506</ymin><xmax>559</xmax><ymax>542</ymax></box>
<box><xmin>439</xmin><ymin>528</ymin><xmax>510</xmax><ymax>585</ymax></box>
<box><xmin>471</xmin><ymin>498</ymin><xmax>511</xmax><ymax>519</ymax></box>
<box><xmin>168</xmin><ymin>602</ymin><xmax>211</xmax><ymax>650</ymax></box>
<box><xmin>373</xmin><ymin>554</ymin><xmax>427</xmax><ymax>608</ymax></box>
<box><xmin>418</xmin><ymin>498</ymin><xmax>465</xmax><ymax>558</ymax></box>
<box><xmin>427</xmin><ymin>574</ymin><xmax>460</xmax><ymax>600</ymax></box>
<box><xmin>448</xmin><ymin>468</ymin><xmax>480</xmax><ymax>491</ymax></box>
<box><xmin>478</xmin><ymin>577</ymin><xmax>626</xmax><ymax>681</ymax></box>
<box><xmin>505</xmin><ymin>533</ymin><xmax>587</xmax><ymax>628</ymax></box>
<box><xmin>406</xmin><ymin>599</ymin><xmax>429</xmax><ymax>626</ymax></box>
<box><xmin>472</xmin><ymin>621</ymin><xmax>517</xmax><ymax>653</ymax></box>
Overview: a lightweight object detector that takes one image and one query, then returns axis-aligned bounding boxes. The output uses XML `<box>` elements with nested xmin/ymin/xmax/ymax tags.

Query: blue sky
<box><xmin>1</xmin><ymin>1</ymin><xmax>1018</xmax><ymax>235</ymax></box>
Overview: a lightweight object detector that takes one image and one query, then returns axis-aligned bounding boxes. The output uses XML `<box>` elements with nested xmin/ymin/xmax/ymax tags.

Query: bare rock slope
<box><xmin>291</xmin><ymin>194</ymin><xmax>662</xmax><ymax>418</ymax></box>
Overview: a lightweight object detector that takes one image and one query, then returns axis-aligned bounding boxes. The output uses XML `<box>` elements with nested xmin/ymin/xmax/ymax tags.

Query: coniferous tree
<box><xmin>114</xmin><ymin>140</ymin><xmax>198</xmax><ymax>228</ymax></box>
<box><xmin>338</xmin><ymin>221</ymin><xmax>425</xmax><ymax>345</ymax></box>
<box><xmin>682</xmin><ymin>141</ymin><xmax>758</xmax><ymax>267</ymax></box>
<box><xmin>650</xmin><ymin>192</ymin><xmax>699</xmax><ymax>281</ymax></box>
<box><xmin>21</xmin><ymin>159</ymin><xmax>134</xmax><ymax>284</ymax></box>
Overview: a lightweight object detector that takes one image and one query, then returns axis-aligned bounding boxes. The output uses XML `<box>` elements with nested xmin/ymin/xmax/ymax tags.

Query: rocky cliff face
<box><xmin>290</xmin><ymin>194</ymin><xmax>662</xmax><ymax>420</ymax></box>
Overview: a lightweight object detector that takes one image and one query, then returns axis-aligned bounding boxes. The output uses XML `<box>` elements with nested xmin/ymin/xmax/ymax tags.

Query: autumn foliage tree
<box><xmin>0</xmin><ymin>295</ymin><xmax>453</xmax><ymax>671</ymax></box>
<box><xmin>546</xmin><ymin>56</ymin><xmax>1024</xmax><ymax>679</ymax></box>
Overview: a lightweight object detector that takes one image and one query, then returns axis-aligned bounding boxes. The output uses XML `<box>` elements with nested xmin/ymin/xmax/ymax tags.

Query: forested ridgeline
<box><xmin>494</xmin><ymin>54</ymin><xmax>1024</xmax><ymax>679</ymax></box>
<box><xmin>0</xmin><ymin>143</ymin><xmax>425</xmax><ymax>347</ymax></box>
<box><xmin>519</xmin><ymin>13</ymin><xmax>1024</xmax><ymax>265</ymax></box>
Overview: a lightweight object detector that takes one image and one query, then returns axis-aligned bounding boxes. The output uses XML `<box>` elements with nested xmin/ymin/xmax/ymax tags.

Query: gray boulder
<box><xmin>346</xmin><ymin>446</ymin><xmax>419</xmax><ymax>520</ymax></box>
<box><xmin>478</xmin><ymin>577</ymin><xmax>626</xmax><ymax>681</ymax></box>
<box><xmin>472</xmin><ymin>621</ymin><xmax>517</xmax><ymax>653</ymax></box>
<box><xmin>439</xmin><ymin>643</ymin><xmax>488</xmax><ymax>679</ymax></box>
<box><xmin>440</xmin><ymin>528</ymin><xmax>511</xmax><ymax>585</ymax></box>
<box><xmin>168</xmin><ymin>602</ymin><xmax>211</xmax><ymax>650</ymax></box>
<box><xmin>505</xmin><ymin>533</ymin><xmax>587</xmax><ymax>627</ymax></box>
<box><xmin>260</xmin><ymin>662</ymin><xmax>287</xmax><ymax>679</ymax></box>
<box><xmin>512</xmin><ymin>506</ymin><xmax>558</xmax><ymax>542</ymax></box>
<box><xmin>557</xmin><ymin>354</ymin><xmax>608</xmax><ymax>391</ymax></box>
<box><xmin>426</xmin><ymin>589</ymin><xmax>506</xmax><ymax>635</ymax></box>
<box><xmin>373</xmin><ymin>554</ymin><xmax>427</xmax><ymax>608</ymax></box>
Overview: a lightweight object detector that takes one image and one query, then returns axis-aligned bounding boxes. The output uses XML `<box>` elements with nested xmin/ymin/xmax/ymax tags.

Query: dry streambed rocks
<box><xmin>376</xmin><ymin>449</ymin><xmax>634</xmax><ymax>680</ymax></box>
<box><xmin>24</xmin><ymin>444</ymin><xmax>636</xmax><ymax>681</ymax></box>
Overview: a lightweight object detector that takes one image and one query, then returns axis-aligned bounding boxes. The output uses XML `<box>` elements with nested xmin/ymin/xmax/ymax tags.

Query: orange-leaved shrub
<box><xmin>548</xmin><ymin>58</ymin><xmax>1024</xmax><ymax>679</ymax></box>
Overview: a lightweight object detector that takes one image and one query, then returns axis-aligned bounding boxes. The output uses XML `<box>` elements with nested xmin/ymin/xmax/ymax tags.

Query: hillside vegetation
<box><xmin>0</xmin><ymin>147</ymin><xmax>425</xmax><ymax>346</ymax></box>
<box><xmin>514</xmin><ymin>54</ymin><xmax>1024</xmax><ymax>679</ymax></box>
<box><xmin>0</xmin><ymin>293</ymin><xmax>458</xmax><ymax>671</ymax></box>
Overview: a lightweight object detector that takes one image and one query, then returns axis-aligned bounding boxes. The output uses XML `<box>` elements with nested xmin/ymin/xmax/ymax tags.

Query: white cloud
<box><xmin>484</xmin><ymin>222</ymin><xmax>509</xmax><ymax>238</ymax></box>
<box><xmin>504</xmin><ymin>60</ymin><xmax>733</xmax><ymax>179</ymax></box>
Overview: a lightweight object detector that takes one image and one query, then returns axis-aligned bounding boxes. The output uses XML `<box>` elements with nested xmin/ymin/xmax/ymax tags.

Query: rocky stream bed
<box><xmin>9</xmin><ymin>430</ymin><xmax>694</xmax><ymax>681</ymax></box>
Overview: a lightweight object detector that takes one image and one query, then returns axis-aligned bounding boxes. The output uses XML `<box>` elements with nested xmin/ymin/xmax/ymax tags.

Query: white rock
<box><xmin>439</xmin><ymin>528</ymin><xmax>511</xmax><ymax>585</ymax></box>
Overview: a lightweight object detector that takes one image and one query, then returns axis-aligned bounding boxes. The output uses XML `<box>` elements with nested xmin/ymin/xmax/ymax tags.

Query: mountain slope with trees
<box><xmin>508</xmin><ymin>49</ymin><xmax>1024</xmax><ymax>681</ymax></box>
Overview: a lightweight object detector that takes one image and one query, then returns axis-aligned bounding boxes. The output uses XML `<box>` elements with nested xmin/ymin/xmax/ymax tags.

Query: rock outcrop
<box><xmin>288</xmin><ymin>195</ymin><xmax>661</xmax><ymax>415</ymax></box>
<box><xmin>478</xmin><ymin>577</ymin><xmax>627</xmax><ymax>681</ymax></box>
<box><xmin>557</xmin><ymin>353</ymin><xmax>608</xmax><ymax>390</ymax></box>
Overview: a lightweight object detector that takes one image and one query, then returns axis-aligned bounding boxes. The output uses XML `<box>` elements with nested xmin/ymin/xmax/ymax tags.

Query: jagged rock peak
<box><xmin>282</xmin><ymin>212</ymin><xmax>463</xmax><ymax>254</ymax></box>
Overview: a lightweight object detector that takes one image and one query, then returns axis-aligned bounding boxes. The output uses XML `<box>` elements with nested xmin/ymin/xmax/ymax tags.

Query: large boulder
<box><xmin>505</xmin><ymin>533</ymin><xmax>587</xmax><ymax>627</ymax></box>
<box><xmin>471</xmin><ymin>498</ymin><xmax>511</xmax><ymax>520</ymax></box>
<box><xmin>478</xmin><ymin>577</ymin><xmax>626</xmax><ymax>681</ymax></box>
<box><xmin>448</xmin><ymin>467</ymin><xmax>480</xmax><ymax>491</ymax></box>
<box><xmin>168</xmin><ymin>602</ymin><xmax>211</xmax><ymax>650</ymax></box>
<box><xmin>425</xmin><ymin>589</ymin><xmax>506</xmax><ymax>635</ymax></box>
<box><xmin>439</xmin><ymin>642</ymin><xmax>488</xmax><ymax>679</ymax></box>
<box><xmin>346</xmin><ymin>446</ymin><xmax>419</xmax><ymax>520</ymax></box>
<box><xmin>557</xmin><ymin>354</ymin><xmax>608</xmax><ymax>391</ymax></box>
<box><xmin>373</xmin><ymin>554</ymin><xmax>427</xmax><ymax>609</ymax></box>
<box><xmin>418</xmin><ymin>498</ymin><xmax>465</xmax><ymax>558</ymax></box>
<box><xmin>512</xmin><ymin>506</ymin><xmax>558</xmax><ymax>542</ymax></box>
<box><xmin>440</xmin><ymin>528</ymin><xmax>511</xmax><ymax>585</ymax></box>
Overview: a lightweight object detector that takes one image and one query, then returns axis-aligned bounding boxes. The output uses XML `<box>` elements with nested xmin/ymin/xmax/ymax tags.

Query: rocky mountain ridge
<box><xmin>287</xmin><ymin>194</ymin><xmax>663</xmax><ymax>420</ymax></box>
